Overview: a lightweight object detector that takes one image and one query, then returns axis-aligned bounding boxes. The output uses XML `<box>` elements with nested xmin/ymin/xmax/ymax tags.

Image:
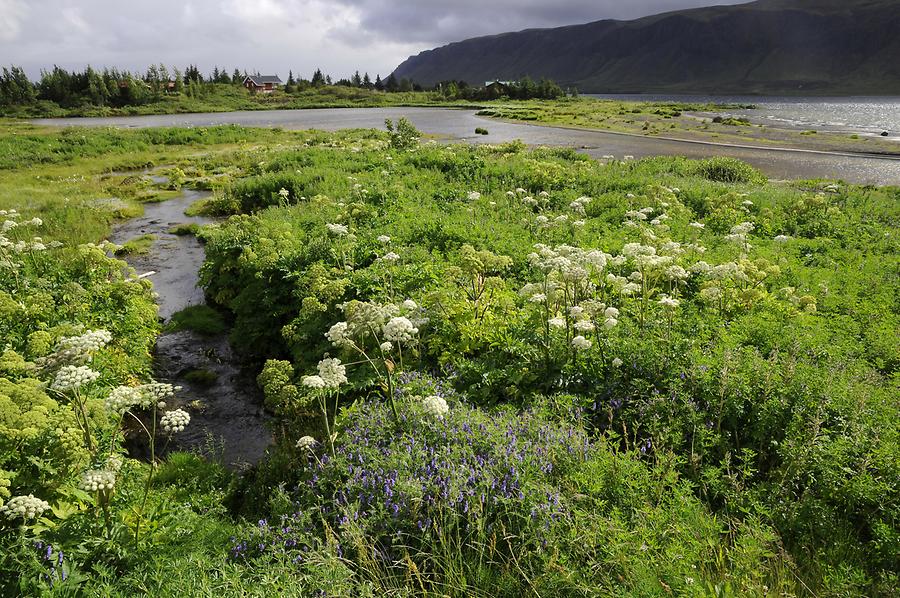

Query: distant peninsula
<box><xmin>392</xmin><ymin>0</ymin><xmax>900</xmax><ymax>95</ymax></box>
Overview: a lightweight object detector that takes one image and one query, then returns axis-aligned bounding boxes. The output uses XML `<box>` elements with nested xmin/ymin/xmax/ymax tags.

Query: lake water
<box><xmin>33</xmin><ymin>107</ymin><xmax>900</xmax><ymax>185</ymax></box>
<box><xmin>589</xmin><ymin>95</ymin><xmax>900</xmax><ymax>139</ymax></box>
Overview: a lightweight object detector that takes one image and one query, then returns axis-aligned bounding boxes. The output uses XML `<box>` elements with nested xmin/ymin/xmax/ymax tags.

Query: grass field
<box><xmin>0</xmin><ymin>120</ymin><xmax>897</xmax><ymax>596</ymax></box>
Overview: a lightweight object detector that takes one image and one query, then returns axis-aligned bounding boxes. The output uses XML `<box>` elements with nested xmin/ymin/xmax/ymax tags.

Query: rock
<box><xmin>881</xmin><ymin>131</ymin><xmax>889</xmax><ymax>137</ymax></box>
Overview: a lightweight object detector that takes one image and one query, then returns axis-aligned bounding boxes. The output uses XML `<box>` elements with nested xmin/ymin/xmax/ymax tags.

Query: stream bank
<box><xmin>109</xmin><ymin>183</ymin><xmax>272</xmax><ymax>468</ymax></box>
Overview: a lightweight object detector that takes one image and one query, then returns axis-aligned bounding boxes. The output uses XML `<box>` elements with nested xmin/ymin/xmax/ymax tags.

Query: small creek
<box><xmin>110</xmin><ymin>185</ymin><xmax>272</xmax><ymax>468</ymax></box>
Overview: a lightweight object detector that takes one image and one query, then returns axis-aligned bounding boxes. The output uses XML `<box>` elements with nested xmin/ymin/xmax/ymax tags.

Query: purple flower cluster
<box><xmin>32</xmin><ymin>541</ymin><xmax>66</xmax><ymax>587</ymax></box>
<box><xmin>301</xmin><ymin>380</ymin><xmax>593</xmax><ymax>545</ymax></box>
<box><xmin>228</xmin><ymin>513</ymin><xmax>314</xmax><ymax>563</ymax></box>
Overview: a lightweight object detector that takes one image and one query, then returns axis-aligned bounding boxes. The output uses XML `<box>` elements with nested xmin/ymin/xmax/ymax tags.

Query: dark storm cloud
<box><xmin>0</xmin><ymin>0</ymin><xmax>749</xmax><ymax>79</ymax></box>
<box><xmin>332</xmin><ymin>0</ymin><xmax>749</xmax><ymax>44</ymax></box>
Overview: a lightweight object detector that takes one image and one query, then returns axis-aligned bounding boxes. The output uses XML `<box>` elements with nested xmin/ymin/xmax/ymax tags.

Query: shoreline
<box><xmin>481</xmin><ymin>115</ymin><xmax>900</xmax><ymax>161</ymax></box>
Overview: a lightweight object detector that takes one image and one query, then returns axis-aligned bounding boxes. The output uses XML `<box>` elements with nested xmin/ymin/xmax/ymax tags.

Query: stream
<box><xmin>109</xmin><ymin>184</ymin><xmax>272</xmax><ymax>468</ymax></box>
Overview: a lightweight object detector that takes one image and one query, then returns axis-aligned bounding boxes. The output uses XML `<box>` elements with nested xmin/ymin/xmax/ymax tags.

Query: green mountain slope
<box><xmin>392</xmin><ymin>0</ymin><xmax>900</xmax><ymax>94</ymax></box>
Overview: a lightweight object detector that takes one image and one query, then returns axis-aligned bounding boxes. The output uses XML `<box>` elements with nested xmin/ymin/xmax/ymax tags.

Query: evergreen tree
<box><xmin>174</xmin><ymin>68</ymin><xmax>184</xmax><ymax>93</ymax></box>
<box><xmin>385</xmin><ymin>73</ymin><xmax>399</xmax><ymax>92</ymax></box>
<box><xmin>352</xmin><ymin>70</ymin><xmax>362</xmax><ymax>87</ymax></box>
<box><xmin>311</xmin><ymin>68</ymin><xmax>325</xmax><ymax>87</ymax></box>
<box><xmin>374</xmin><ymin>74</ymin><xmax>384</xmax><ymax>91</ymax></box>
<box><xmin>0</xmin><ymin>66</ymin><xmax>35</xmax><ymax>105</ymax></box>
<box><xmin>232</xmin><ymin>68</ymin><xmax>242</xmax><ymax>84</ymax></box>
<box><xmin>363</xmin><ymin>72</ymin><xmax>372</xmax><ymax>89</ymax></box>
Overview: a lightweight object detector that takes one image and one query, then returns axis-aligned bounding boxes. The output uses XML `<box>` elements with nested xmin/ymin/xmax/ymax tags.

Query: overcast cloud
<box><xmin>1</xmin><ymin>0</ymin><xmax>748</xmax><ymax>80</ymax></box>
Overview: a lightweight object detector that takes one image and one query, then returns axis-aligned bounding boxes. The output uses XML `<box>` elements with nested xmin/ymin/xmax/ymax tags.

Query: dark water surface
<box><xmin>35</xmin><ymin>107</ymin><xmax>900</xmax><ymax>185</ymax></box>
<box><xmin>111</xmin><ymin>188</ymin><xmax>271</xmax><ymax>467</ymax></box>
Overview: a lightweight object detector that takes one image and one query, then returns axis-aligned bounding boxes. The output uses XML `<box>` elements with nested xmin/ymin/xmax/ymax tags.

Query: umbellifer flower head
<box><xmin>160</xmin><ymin>409</ymin><xmax>190</xmax><ymax>434</ymax></box>
<box><xmin>1</xmin><ymin>495</ymin><xmax>50</xmax><ymax>521</ymax></box>
<box><xmin>383</xmin><ymin>316</ymin><xmax>418</xmax><ymax>343</ymax></box>
<box><xmin>51</xmin><ymin>365</ymin><xmax>100</xmax><ymax>392</ymax></box>
<box><xmin>296</xmin><ymin>436</ymin><xmax>317</xmax><ymax>451</ymax></box>
<box><xmin>422</xmin><ymin>395</ymin><xmax>449</xmax><ymax>419</ymax></box>
<box><xmin>317</xmin><ymin>358</ymin><xmax>347</xmax><ymax>388</ymax></box>
<box><xmin>79</xmin><ymin>469</ymin><xmax>116</xmax><ymax>492</ymax></box>
<box><xmin>572</xmin><ymin>336</ymin><xmax>592</xmax><ymax>350</ymax></box>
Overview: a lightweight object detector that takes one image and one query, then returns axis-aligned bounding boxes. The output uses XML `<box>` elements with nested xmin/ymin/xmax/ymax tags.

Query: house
<box><xmin>243</xmin><ymin>75</ymin><xmax>283</xmax><ymax>93</ymax></box>
<box><xmin>483</xmin><ymin>80</ymin><xmax>513</xmax><ymax>98</ymax></box>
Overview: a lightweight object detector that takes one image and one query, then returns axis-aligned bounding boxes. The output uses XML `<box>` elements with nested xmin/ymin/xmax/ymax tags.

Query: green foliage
<box><xmin>385</xmin><ymin>117</ymin><xmax>420</xmax><ymax>150</ymax></box>
<box><xmin>693</xmin><ymin>157</ymin><xmax>766</xmax><ymax>184</ymax></box>
<box><xmin>4</xmin><ymin>123</ymin><xmax>898</xmax><ymax>595</ymax></box>
<box><xmin>164</xmin><ymin>305</ymin><xmax>228</xmax><ymax>336</ymax></box>
<box><xmin>114</xmin><ymin>233</ymin><xmax>156</xmax><ymax>255</ymax></box>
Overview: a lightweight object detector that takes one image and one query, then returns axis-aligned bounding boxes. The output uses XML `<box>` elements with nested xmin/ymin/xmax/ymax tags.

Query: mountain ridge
<box><xmin>392</xmin><ymin>0</ymin><xmax>900</xmax><ymax>95</ymax></box>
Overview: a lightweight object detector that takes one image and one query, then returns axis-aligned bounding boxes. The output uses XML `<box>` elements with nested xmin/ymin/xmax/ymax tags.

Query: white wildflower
<box><xmin>422</xmin><ymin>395</ymin><xmax>449</xmax><ymax>419</ymax></box>
<box><xmin>160</xmin><ymin>409</ymin><xmax>190</xmax><ymax>434</ymax></box>
<box><xmin>574</xmin><ymin>320</ymin><xmax>595</xmax><ymax>333</ymax></box>
<box><xmin>105</xmin><ymin>385</ymin><xmax>144</xmax><ymax>414</ymax></box>
<box><xmin>302</xmin><ymin>375</ymin><xmax>326</xmax><ymax>389</ymax></box>
<box><xmin>79</xmin><ymin>469</ymin><xmax>116</xmax><ymax>492</ymax></box>
<box><xmin>572</xmin><ymin>336</ymin><xmax>592</xmax><ymax>350</ymax></box>
<box><xmin>377</xmin><ymin>235</ymin><xmax>391</xmax><ymax>244</ymax></box>
<box><xmin>51</xmin><ymin>365</ymin><xmax>100</xmax><ymax>392</ymax></box>
<box><xmin>548</xmin><ymin>317</ymin><xmax>566</xmax><ymax>329</ymax></box>
<box><xmin>296</xmin><ymin>436</ymin><xmax>318</xmax><ymax>451</ymax></box>
<box><xmin>612</xmin><ymin>357</ymin><xmax>624</xmax><ymax>368</ymax></box>
<box><xmin>317</xmin><ymin>358</ymin><xmax>347</xmax><ymax>388</ymax></box>
<box><xmin>1</xmin><ymin>495</ymin><xmax>50</xmax><ymax>521</ymax></box>
<box><xmin>326</xmin><ymin>223</ymin><xmax>349</xmax><ymax>236</ymax></box>
<box><xmin>467</xmin><ymin>191</ymin><xmax>482</xmax><ymax>201</ymax></box>
<box><xmin>379</xmin><ymin>341</ymin><xmax>394</xmax><ymax>352</ymax></box>
<box><xmin>383</xmin><ymin>317</ymin><xmax>418</xmax><ymax>343</ymax></box>
<box><xmin>659</xmin><ymin>296</ymin><xmax>680</xmax><ymax>309</ymax></box>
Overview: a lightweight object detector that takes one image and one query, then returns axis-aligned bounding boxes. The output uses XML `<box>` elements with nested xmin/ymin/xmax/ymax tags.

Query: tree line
<box><xmin>1</xmin><ymin>63</ymin><xmax>570</xmax><ymax>109</ymax></box>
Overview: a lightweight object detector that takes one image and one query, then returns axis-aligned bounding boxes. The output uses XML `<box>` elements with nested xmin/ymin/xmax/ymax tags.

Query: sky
<box><xmin>0</xmin><ymin>0</ymin><xmax>749</xmax><ymax>80</ymax></box>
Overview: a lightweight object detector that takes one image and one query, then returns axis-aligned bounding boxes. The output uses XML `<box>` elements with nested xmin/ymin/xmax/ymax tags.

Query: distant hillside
<box><xmin>392</xmin><ymin>0</ymin><xmax>900</xmax><ymax>95</ymax></box>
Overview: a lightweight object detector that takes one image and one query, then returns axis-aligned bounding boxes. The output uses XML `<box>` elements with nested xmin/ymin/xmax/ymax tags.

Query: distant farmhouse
<box><xmin>243</xmin><ymin>75</ymin><xmax>283</xmax><ymax>94</ymax></box>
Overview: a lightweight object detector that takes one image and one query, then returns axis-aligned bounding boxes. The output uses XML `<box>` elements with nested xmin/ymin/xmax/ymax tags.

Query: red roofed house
<box><xmin>243</xmin><ymin>75</ymin><xmax>283</xmax><ymax>94</ymax></box>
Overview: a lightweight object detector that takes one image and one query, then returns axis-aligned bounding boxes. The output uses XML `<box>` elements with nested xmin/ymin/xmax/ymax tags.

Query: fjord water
<box><xmin>589</xmin><ymin>95</ymin><xmax>900</xmax><ymax>139</ymax></box>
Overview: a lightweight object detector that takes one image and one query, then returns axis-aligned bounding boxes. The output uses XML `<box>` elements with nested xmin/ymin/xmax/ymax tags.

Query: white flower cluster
<box><xmin>160</xmin><ymin>409</ymin><xmax>190</xmax><ymax>434</ymax></box>
<box><xmin>1</xmin><ymin>494</ymin><xmax>50</xmax><ymax>521</ymax></box>
<box><xmin>36</xmin><ymin>329</ymin><xmax>112</xmax><ymax>369</ymax></box>
<box><xmin>79</xmin><ymin>469</ymin><xmax>116</xmax><ymax>492</ymax></box>
<box><xmin>528</xmin><ymin>244</ymin><xmax>608</xmax><ymax>279</ymax></box>
<box><xmin>659</xmin><ymin>295</ymin><xmax>681</xmax><ymax>309</ymax></box>
<box><xmin>296</xmin><ymin>435</ymin><xmax>317</xmax><ymax>451</ymax></box>
<box><xmin>105</xmin><ymin>385</ymin><xmax>145</xmax><ymax>414</ymax></box>
<box><xmin>383</xmin><ymin>316</ymin><xmax>418</xmax><ymax>343</ymax></box>
<box><xmin>572</xmin><ymin>336</ymin><xmax>592</xmax><ymax>350</ymax></box>
<box><xmin>317</xmin><ymin>358</ymin><xmax>347</xmax><ymax>388</ymax></box>
<box><xmin>104</xmin><ymin>382</ymin><xmax>180</xmax><ymax>414</ymax></box>
<box><xmin>302</xmin><ymin>375</ymin><xmax>326</xmax><ymax>389</ymax></box>
<box><xmin>326</xmin><ymin>223</ymin><xmax>349</xmax><ymax>236</ymax></box>
<box><xmin>569</xmin><ymin>196</ymin><xmax>592</xmax><ymax>216</ymax></box>
<box><xmin>50</xmin><ymin>365</ymin><xmax>100</xmax><ymax>392</ymax></box>
<box><xmin>377</xmin><ymin>235</ymin><xmax>391</xmax><ymax>244</ymax></box>
<box><xmin>467</xmin><ymin>191</ymin><xmax>482</xmax><ymax>201</ymax></box>
<box><xmin>422</xmin><ymin>395</ymin><xmax>449</xmax><ymax>419</ymax></box>
<box><xmin>377</xmin><ymin>251</ymin><xmax>400</xmax><ymax>263</ymax></box>
<box><xmin>724</xmin><ymin>222</ymin><xmax>756</xmax><ymax>251</ymax></box>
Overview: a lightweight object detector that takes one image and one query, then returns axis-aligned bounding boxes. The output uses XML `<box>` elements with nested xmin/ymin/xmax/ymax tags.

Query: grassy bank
<box><xmin>1</xmin><ymin>85</ymin><xmax>470</xmax><ymax>119</ymax></box>
<box><xmin>1</xmin><ymin>121</ymin><xmax>897</xmax><ymax>596</ymax></box>
<box><xmin>477</xmin><ymin>97</ymin><xmax>900</xmax><ymax>156</ymax></box>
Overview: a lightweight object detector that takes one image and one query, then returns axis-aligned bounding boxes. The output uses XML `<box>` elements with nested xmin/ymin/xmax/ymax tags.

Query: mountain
<box><xmin>392</xmin><ymin>0</ymin><xmax>900</xmax><ymax>95</ymax></box>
